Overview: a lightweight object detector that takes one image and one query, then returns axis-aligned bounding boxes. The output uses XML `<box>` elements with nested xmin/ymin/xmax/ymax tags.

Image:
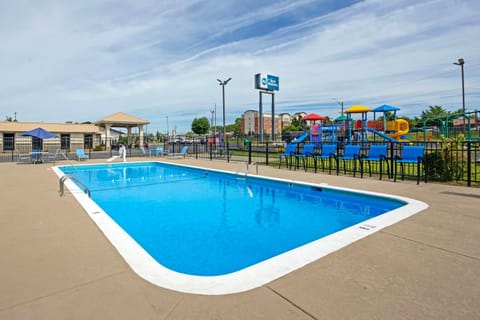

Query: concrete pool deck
<box><xmin>1</xmin><ymin>158</ymin><xmax>479</xmax><ymax>319</ymax></box>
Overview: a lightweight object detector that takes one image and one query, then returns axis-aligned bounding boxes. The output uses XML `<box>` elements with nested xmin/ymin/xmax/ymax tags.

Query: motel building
<box><xmin>0</xmin><ymin>112</ymin><xmax>149</xmax><ymax>154</ymax></box>
<box><xmin>240</xmin><ymin>110</ymin><xmax>307</xmax><ymax>136</ymax></box>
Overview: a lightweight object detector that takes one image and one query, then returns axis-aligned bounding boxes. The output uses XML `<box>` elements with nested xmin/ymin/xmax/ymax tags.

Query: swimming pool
<box><xmin>54</xmin><ymin>161</ymin><xmax>428</xmax><ymax>294</ymax></box>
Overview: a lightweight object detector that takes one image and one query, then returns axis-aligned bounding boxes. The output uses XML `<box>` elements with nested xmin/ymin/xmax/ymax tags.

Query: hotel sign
<box><xmin>255</xmin><ymin>73</ymin><xmax>279</xmax><ymax>91</ymax></box>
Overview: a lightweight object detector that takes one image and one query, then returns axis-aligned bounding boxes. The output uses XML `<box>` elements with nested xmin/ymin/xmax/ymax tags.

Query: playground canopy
<box><xmin>334</xmin><ymin>115</ymin><xmax>349</xmax><ymax>121</ymax></box>
<box><xmin>345</xmin><ymin>105</ymin><xmax>371</xmax><ymax>113</ymax></box>
<box><xmin>372</xmin><ymin>104</ymin><xmax>400</xmax><ymax>113</ymax></box>
<box><xmin>301</xmin><ymin>113</ymin><xmax>326</xmax><ymax>121</ymax></box>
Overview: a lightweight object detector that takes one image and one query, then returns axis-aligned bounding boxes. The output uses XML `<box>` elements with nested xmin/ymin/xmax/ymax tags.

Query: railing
<box><xmin>3</xmin><ymin>140</ymin><xmax>478</xmax><ymax>187</ymax></box>
<box><xmin>59</xmin><ymin>175</ymin><xmax>91</xmax><ymax>198</ymax></box>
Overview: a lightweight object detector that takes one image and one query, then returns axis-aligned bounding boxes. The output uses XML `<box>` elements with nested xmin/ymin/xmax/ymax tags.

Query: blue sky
<box><xmin>0</xmin><ymin>0</ymin><xmax>479</xmax><ymax>134</ymax></box>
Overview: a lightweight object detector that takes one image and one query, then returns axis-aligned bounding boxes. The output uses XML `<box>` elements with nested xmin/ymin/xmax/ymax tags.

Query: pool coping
<box><xmin>52</xmin><ymin>161</ymin><xmax>428</xmax><ymax>295</ymax></box>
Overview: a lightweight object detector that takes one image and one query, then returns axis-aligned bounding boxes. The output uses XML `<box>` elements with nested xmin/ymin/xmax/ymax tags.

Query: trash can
<box><xmin>243</xmin><ymin>138</ymin><xmax>250</xmax><ymax>149</ymax></box>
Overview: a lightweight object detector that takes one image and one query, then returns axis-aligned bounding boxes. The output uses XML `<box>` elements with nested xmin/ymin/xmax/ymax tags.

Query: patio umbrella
<box><xmin>21</xmin><ymin>127</ymin><xmax>56</xmax><ymax>139</ymax></box>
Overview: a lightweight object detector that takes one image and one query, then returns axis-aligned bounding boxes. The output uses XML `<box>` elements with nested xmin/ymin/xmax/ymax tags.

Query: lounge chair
<box><xmin>76</xmin><ymin>148</ymin><xmax>89</xmax><ymax>161</ymax></box>
<box><xmin>336</xmin><ymin>145</ymin><xmax>361</xmax><ymax>176</ymax></box>
<box><xmin>294</xmin><ymin>144</ymin><xmax>315</xmax><ymax>171</ymax></box>
<box><xmin>360</xmin><ymin>145</ymin><xmax>389</xmax><ymax>180</ymax></box>
<box><xmin>150</xmin><ymin>146</ymin><xmax>165</xmax><ymax>157</ymax></box>
<box><xmin>314</xmin><ymin>144</ymin><xmax>337</xmax><ymax>174</ymax></box>
<box><xmin>167</xmin><ymin>146</ymin><xmax>188</xmax><ymax>158</ymax></box>
<box><xmin>394</xmin><ymin>145</ymin><xmax>425</xmax><ymax>184</ymax></box>
<box><xmin>16</xmin><ymin>150</ymin><xmax>31</xmax><ymax>164</ymax></box>
<box><xmin>140</xmin><ymin>146</ymin><xmax>148</xmax><ymax>156</ymax></box>
<box><xmin>31</xmin><ymin>149</ymin><xmax>43</xmax><ymax>164</ymax></box>
<box><xmin>45</xmin><ymin>149</ymin><xmax>61</xmax><ymax>164</ymax></box>
<box><xmin>278</xmin><ymin>144</ymin><xmax>297</xmax><ymax>169</ymax></box>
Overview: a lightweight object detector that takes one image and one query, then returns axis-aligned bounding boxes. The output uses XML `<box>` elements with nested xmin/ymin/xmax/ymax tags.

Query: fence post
<box><xmin>389</xmin><ymin>141</ymin><xmax>395</xmax><ymax>179</ymax></box>
<box><xmin>209</xmin><ymin>142</ymin><xmax>213</xmax><ymax>161</ymax></box>
<box><xmin>248</xmin><ymin>142</ymin><xmax>252</xmax><ymax>165</ymax></box>
<box><xmin>467</xmin><ymin>141</ymin><xmax>471</xmax><ymax>187</ymax></box>
<box><xmin>265</xmin><ymin>141</ymin><xmax>269</xmax><ymax>166</ymax></box>
<box><xmin>227</xmin><ymin>142</ymin><xmax>230</xmax><ymax>163</ymax></box>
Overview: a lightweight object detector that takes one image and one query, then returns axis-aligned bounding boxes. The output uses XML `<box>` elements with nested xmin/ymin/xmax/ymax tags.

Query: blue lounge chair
<box><xmin>140</xmin><ymin>146</ymin><xmax>148</xmax><ymax>156</ymax></box>
<box><xmin>294</xmin><ymin>144</ymin><xmax>315</xmax><ymax>171</ymax></box>
<box><xmin>31</xmin><ymin>149</ymin><xmax>43</xmax><ymax>164</ymax></box>
<box><xmin>150</xmin><ymin>146</ymin><xmax>165</xmax><ymax>157</ymax></box>
<box><xmin>336</xmin><ymin>145</ymin><xmax>361</xmax><ymax>176</ymax></box>
<box><xmin>394</xmin><ymin>145</ymin><xmax>425</xmax><ymax>184</ymax></box>
<box><xmin>278</xmin><ymin>144</ymin><xmax>297</xmax><ymax>169</ymax></box>
<box><xmin>76</xmin><ymin>148</ymin><xmax>89</xmax><ymax>161</ymax></box>
<box><xmin>360</xmin><ymin>145</ymin><xmax>389</xmax><ymax>180</ymax></box>
<box><xmin>168</xmin><ymin>146</ymin><xmax>188</xmax><ymax>158</ymax></box>
<box><xmin>314</xmin><ymin>144</ymin><xmax>337</xmax><ymax>174</ymax></box>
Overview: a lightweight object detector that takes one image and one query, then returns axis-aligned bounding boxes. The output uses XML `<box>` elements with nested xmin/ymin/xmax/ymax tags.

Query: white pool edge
<box><xmin>53</xmin><ymin>162</ymin><xmax>428</xmax><ymax>295</ymax></box>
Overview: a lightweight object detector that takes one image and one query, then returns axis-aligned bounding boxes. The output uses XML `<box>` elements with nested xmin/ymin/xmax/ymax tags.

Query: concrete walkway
<box><xmin>1</xmin><ymin>158</ymin><xmax>479</xmax><ymax>319</ymax></box>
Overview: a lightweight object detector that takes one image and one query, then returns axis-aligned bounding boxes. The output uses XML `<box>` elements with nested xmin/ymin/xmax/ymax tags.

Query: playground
<box><xmin>297</xmin><ymin>106</ymin><xmax>479</xmax><ymax>145</ymax></box>
<box><xmin>296</xmin><ymin>104</ymin><xmax>411</xmax><ymax>145</ymax></box>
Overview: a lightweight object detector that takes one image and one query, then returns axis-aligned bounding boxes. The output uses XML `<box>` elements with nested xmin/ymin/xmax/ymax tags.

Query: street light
<box><xmin>217</xmin><ymin>78</ymin><xmax>232</xmax><ymax>145</ymax></box>
<box><xmin>453</xmin><ymin>58</ymin><xmax>465</xmax><ymax>116</ymax></box>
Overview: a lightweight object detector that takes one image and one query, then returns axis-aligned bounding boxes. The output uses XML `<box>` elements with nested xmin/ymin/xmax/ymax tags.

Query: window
<box><xmin>3</xmin><ymin>133</ymin><xmax>14</xmax><ymax>151</ymax></box>
<box><xmin>61</xmin><ymin>134</ymin><xmax>70</xmax><ymax>150</ymax></box>
<box><xmin>84</xmin><ymin>134</ymin><xmax>93</xmax><ymax>149</ymax></box>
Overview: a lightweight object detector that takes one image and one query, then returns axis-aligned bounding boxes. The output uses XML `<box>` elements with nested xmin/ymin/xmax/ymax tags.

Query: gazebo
<box><xmin>95</xmin><ymin>112</ymin><xmax>150</xmax><ymax>150</ymax></box>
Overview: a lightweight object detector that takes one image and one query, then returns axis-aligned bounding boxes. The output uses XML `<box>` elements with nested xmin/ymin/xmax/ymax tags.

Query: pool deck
<box><xmin>1</xmin><ymin>158</ymin><xmax>479</xmax><ymax>319</ymax></box>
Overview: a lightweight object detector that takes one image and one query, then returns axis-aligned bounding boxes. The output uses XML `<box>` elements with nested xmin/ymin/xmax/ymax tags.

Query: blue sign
<box><xmin>255</xmin><ymin>73</ymin><xmax>279</xmax><ymax>91</ymax></box>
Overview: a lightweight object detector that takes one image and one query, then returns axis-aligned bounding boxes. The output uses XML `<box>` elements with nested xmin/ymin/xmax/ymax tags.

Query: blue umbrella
<box><xmin>21</xmin><ymin>127</ymin><xmax>56</xmax><ymax>139</ymax></box>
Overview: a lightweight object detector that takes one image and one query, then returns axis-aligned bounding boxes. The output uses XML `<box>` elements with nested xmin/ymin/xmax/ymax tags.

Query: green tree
<box><xmin>421</xmin><ymin>105</ymin><xmax>449</xmax><ymax>121</ymax></box>
<box><xmin>291</xmin><ymin>116</ymin><xmax>302</xmax><ymax>129</ymax></box>
<box><xmin>227</xmin><ymin>117</ymin><xmax>242</xmax><ymax>136</ymax></box>
<box><xmin>191</xmin><ymin>117</ymin><xmax>210</xmax><ymax>134</ymax></box>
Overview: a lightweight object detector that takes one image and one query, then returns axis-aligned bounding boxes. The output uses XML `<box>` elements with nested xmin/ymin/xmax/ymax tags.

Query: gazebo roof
<box><xmin>95</xmin><ymin>112</ymin><xmax>150</xmax><ymax>127</ymax></box>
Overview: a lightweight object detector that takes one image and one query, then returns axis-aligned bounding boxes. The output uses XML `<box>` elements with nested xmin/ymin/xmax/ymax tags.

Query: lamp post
<box><xmin>453</xmin><ymin>58</ymin><xmax>465</xmax><ymax>116</ymax></box>
<box><xmin>217</xmin><ymin>78</ymin><xmax>231</xmax><ymax>145</ymax></box>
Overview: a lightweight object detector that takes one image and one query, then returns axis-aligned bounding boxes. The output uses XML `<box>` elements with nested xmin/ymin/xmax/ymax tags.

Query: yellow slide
<box><xmin>387</xmin><ymin>119</ymin><xmax>409</xmax><ymax>141</ymax></box>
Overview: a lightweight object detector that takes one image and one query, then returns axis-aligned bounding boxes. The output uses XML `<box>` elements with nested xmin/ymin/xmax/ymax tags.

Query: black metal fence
<box><xmin>187</xmin><ymin>140</ymin><xmax>480</xmax><ymax>187</ymax></box>
<box><xmin>2</xmin><ymin>140</ymin><xmax>479</xmax><ymax>187</ymax></box>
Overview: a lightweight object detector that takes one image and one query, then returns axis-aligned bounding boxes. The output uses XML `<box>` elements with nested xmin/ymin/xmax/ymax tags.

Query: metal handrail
<box><xmin>59</xmin><ymin>175</ymin><xmax>91</xmax><ymax>198</ymax></box>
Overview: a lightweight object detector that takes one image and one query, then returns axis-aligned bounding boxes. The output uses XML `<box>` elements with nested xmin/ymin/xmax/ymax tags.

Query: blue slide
<box><xmin>365</xmin><ymin>128</ymin><xmax>398</xmax><ymax>143</ymax></box>
<box><xmin>294</xmin><ymin>132</ymin><xmax>309</xmax><ymax>143</ymax></box>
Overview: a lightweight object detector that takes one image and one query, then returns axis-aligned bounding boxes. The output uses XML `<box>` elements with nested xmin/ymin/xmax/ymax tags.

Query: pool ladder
<box><xmin>59</xmin><ymin>175</ymin><xmax>91</xmax><ymax>198</ymax></box>
<box><xmin>246</xmin><ymin>162</ymin><xmax>258</xmax><ymax>175</ymax></box>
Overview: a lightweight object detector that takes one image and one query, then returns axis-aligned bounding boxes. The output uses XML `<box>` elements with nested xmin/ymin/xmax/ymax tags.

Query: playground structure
<box><xmin>422</xmin><ymin>110</ymin><xmax>479</xmax><ymax>142</ymax></box>
<box><xmin>298</xmin><ymin>104</ymin><xmax>411</xmax><ymax>144</ymax></box>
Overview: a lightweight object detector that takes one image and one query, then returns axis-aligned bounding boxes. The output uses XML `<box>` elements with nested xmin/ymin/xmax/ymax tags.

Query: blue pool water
<box><xmin>59</xmin><ymin>162</ymin><xmax>406</xmax><ymax>276</ymax></box>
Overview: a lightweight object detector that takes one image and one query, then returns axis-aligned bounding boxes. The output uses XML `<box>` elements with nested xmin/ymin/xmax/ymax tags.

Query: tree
<box><xmin>421</xmin><ymin>105</ymin><xmax>449</xmax><ymax>121</ymax></box>
<box><xmin>191</xmin><ymin>117</ymin><xmax>210</xmax><ymax>134</ymax></box>
<box><xmin>227</xmin><ymin>117</ymin><xmax>242</xmax><ymax>136</ymax></box>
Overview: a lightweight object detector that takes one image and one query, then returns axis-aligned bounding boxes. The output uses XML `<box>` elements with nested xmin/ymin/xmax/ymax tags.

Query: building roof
<box><xmin>0</xmin><ymin>121</ymin><xmax>102</xmax><ymax>134</ymax></box>
<box><xmin>95</xmin><ymin>112</ymin><xmax>150</xmax><ymax>127</ymax></box>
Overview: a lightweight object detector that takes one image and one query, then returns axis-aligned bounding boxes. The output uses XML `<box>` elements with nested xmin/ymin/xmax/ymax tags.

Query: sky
<box><xmin>0</xmin><ymin>0</ymin><xmax>479</xmax><ymax>134</ymax></box>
